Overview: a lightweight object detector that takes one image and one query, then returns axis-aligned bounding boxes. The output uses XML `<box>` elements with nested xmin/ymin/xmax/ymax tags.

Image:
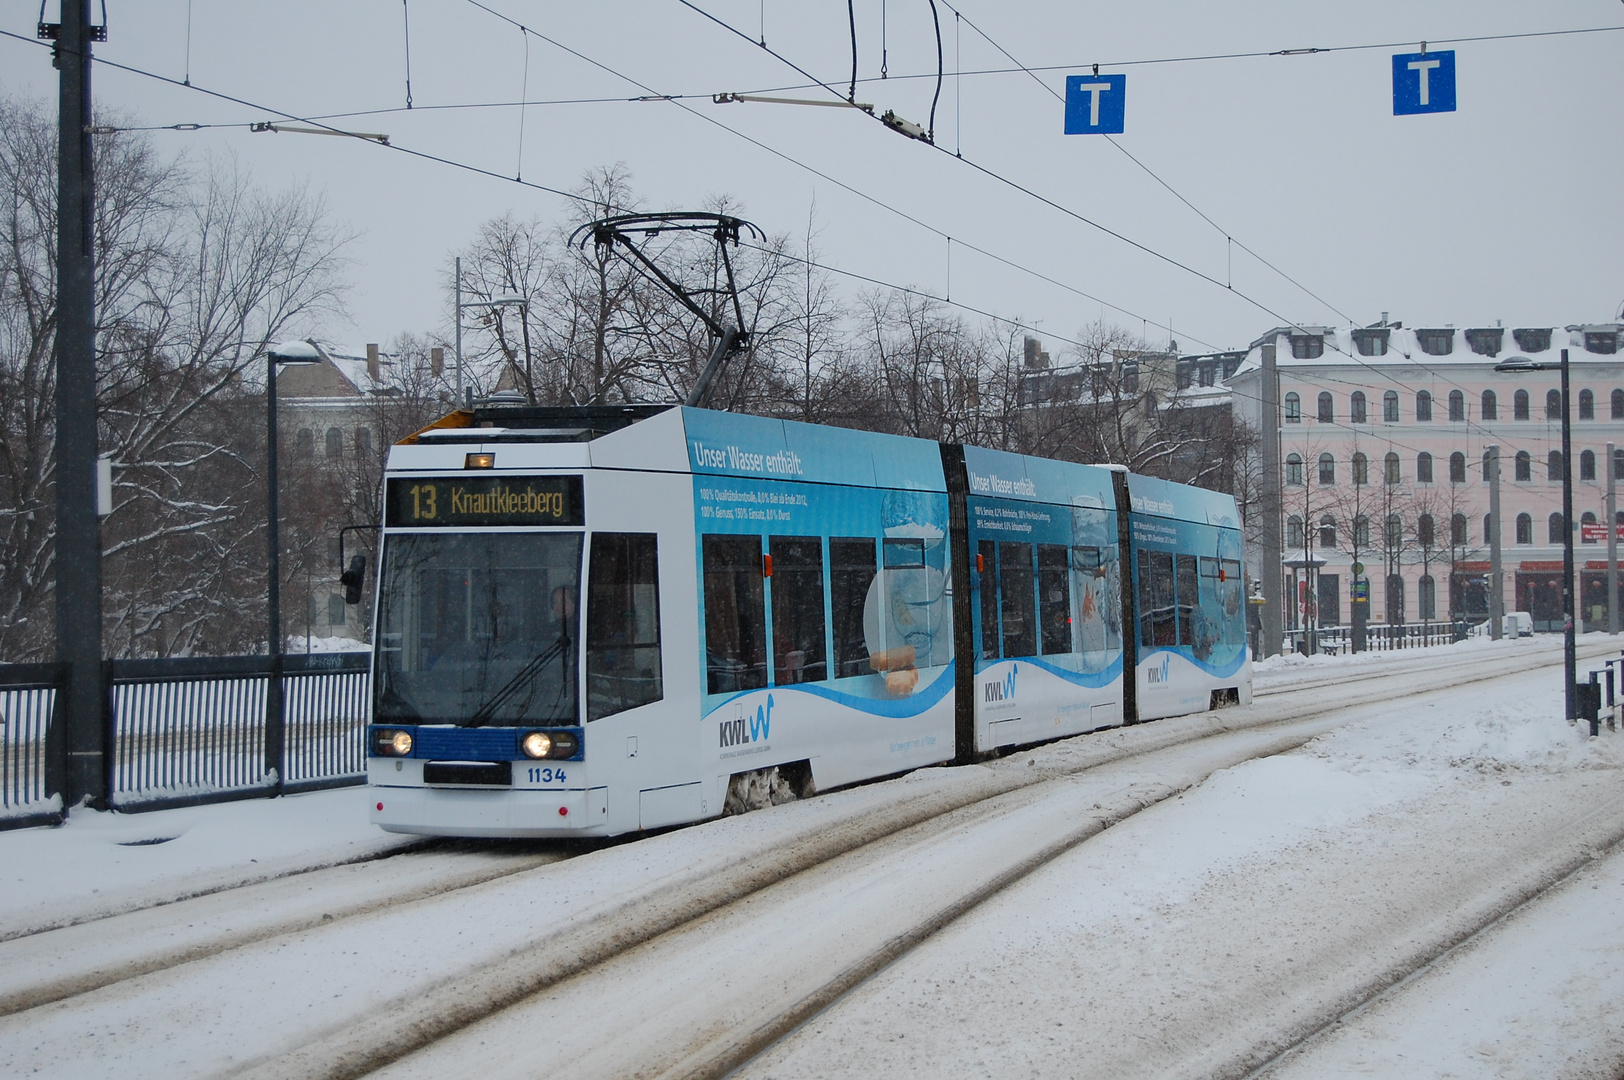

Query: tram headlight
<box><xmin>520</xmin><ymin>730</ymin><xmax>580</xmax><ymax>759</ymax></box>
<box><xmin>372</xmin><ymin>728</ymin><xmax>413</xmax><ymax>757</ymax></box>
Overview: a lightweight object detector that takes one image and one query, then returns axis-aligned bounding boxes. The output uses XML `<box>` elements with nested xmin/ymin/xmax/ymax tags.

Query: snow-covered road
<box><xmin>2</xmin><ymin>636</ymin><xmax>1621</xmax><ymax>1079</ymax></box>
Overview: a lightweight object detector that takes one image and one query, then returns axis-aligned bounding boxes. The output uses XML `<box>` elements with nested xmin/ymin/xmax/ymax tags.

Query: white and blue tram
<box><xmin>366</xmin><ymin>403</ymin><xmax>1250</xmax><ymax>837</ymax></box>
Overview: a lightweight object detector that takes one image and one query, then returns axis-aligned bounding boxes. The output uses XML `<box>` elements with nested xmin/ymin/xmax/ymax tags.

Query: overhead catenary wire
<box><xmin>456</xmin><ymin>1</ymin><xmax>1209</xmax><ymax>347</ymax></box>
<box><xmin>669</xmin><ymin>0</ymin><xmax>1546</xmax><ymax>447</ymax></box>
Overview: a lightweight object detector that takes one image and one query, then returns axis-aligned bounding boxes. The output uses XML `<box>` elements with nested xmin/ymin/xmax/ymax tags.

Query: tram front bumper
<box><xmin>370</xmin><ymin>783</ymin><xmax>608</xmax><ymax>837</ymax></box>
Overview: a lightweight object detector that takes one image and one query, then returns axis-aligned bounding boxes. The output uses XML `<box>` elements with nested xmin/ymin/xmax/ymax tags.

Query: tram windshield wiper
<box><xmin>462</xmin><ymin>633</ymin><xmax>571</xmax><ymax>728</ymax></box>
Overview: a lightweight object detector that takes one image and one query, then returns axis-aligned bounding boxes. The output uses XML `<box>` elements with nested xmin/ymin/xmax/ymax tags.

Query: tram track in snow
<box><xmin>0</xmin><ymin>637</ymin><xmax>1605</xmax><ymax>1079</ymax></box>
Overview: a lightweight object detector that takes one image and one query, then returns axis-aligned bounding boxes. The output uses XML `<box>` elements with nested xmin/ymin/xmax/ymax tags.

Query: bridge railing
<box><xmin>0</xmin><ymin>652</ymin><xmax>370</xmax><ymax>829</ymax></box>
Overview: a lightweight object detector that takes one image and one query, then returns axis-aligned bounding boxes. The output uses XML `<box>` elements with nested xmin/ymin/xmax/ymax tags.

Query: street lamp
<box><xmin>1495</xmin><ymin>348</ymin><xmax>1577</xmax><ymax>720</ymax></box>
<box><xmin>453</xmin><ymin>255</ymin><xmax>528</xmax><ymax>406</ymax></box>
<box><xmin>265</xmin><ymin>339</ymin><xmax>323</xmax><ymax>778</ymax></box>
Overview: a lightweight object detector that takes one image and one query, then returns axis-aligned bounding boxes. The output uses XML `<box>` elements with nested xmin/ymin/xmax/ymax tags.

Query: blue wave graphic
<box><xmin>975</xmin><ymin>654</ymin><xmax>1123</xmax><ymax>688</ymax></box>
<box><xmin>1138</xmin><ymin>646</ymin><xmax>1249</xmax><ymax>679</ymax></box>
<box><xmin>703</xmin><ymin>663</ymin><xmax>957</xmax><ymax>720</ymax></box>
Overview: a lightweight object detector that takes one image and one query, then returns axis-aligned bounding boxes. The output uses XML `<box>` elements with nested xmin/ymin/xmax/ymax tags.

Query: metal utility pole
<box><xmin>1258</xmin><ymin>343</ymin><xmax>1283</xmax><ymax>657</ymax></box>
<box><xmin>1609</xmin><ymin>440</ymin><xmax>1618</xmax><ymax>635</ymax></box>
<box><xmin>50</xmin><ymin>0</ymin><xmax>107</xmax><ymax>808</ymax></box>
<box><xmin>1488</xmin><ymin>444</ymin><xmax>1503</xmax><ymax>640</ymax></box>
<box><xmin>454</xmin><ymin>256</ymin><xmax>464</xmax><ymax>406</ymax></box>
<box><xmin>1562</xmin><ymin>349</ymin><xmax>1576</xmax><ymax>719</ymax></box>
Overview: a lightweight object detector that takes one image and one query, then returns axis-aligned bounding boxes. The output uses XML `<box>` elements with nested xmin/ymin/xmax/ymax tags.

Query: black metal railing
<box><xmin>0</xmin><ymin>653</ymin><xmax>370</xmax><ymax>828</ymax></box>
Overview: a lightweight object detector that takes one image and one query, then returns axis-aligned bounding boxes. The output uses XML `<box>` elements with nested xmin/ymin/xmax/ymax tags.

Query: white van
<box><xmin>1504</xmin><ymin>612</ymin><xmax>1533</xmax><ymax>637</ymax></box>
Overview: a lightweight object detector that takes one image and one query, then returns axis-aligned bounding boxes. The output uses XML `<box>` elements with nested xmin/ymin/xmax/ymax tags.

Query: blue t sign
<box><xmin>1392</xmin><ymin>50</ymin><xmax>1456</xmax><ymax>115</ymax></box>
<box><xmin>1064</xmin><ymin>74</ymin><xmax>1125</xmax><ymax>134</ymax></box>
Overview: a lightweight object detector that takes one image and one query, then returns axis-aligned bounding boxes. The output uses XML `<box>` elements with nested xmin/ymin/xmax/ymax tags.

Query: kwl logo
<box><xmin>983</xmin><ymin>664</ymin><xmax>1018</xmax><ymax>703</ymax></box>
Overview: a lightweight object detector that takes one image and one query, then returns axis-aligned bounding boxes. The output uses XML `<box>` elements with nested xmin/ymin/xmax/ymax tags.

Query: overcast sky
<box><xmin>4</xmin><ymin>1</ymin><xmax>1621</xmax><ymax>358</ymax></box>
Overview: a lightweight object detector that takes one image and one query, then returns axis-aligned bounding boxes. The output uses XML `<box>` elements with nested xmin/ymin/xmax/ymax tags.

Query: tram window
<box><xmin>1176</xmin><ymin>554</ymin><xmax>1199</xmax><ymax>647</ymax></box>
<box><xmin>1220</xmin><ymin>558</ymin><xmax>1243</xmax><ymax>642</ymax></box>
<box><xmin>978</xmin><ymin>539</ymin><xmax>1000</xmax><ymax>659</ymax></box>
<box><xmin>586</xmin><ymin>533</ymin><xmax>663</xmax><ymax>721</ymax></box>
<box><xmin>702</xmin><ymin>535</ymin><xmax>768</xmax><ymax>694</ymax></box>
<box><xmin>1038</xmin><ymin>545</ymin><xmax>1071</xmax><ymax>655</ymax></box>
<box><xmin>1138</xmin><ymin>550</ymin><xmax>1176</xmax><ymax>647</ymax></box>
<box><xmin>998</xmin><ymin>542</ymin><xmax>1038</xmax><ymax>658</ymax></box>
<box><xmin>373</xmin><ymin>532</ymin><xmax>581</xmax><ymax>725</ymax></box>
<box><xmin>829</xmin><ymin>537</ymin><xmax>877</xmax><ymax>678</ymax></box>
<box><xmin>771</xmin><ymin>536</ymin><xmax>827</xmax><ymax>684</ymax></box>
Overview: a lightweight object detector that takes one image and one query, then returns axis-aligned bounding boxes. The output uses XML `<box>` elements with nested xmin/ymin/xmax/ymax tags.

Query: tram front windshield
<box><xmin>374</xmin><ymin>532</ymin><xmax>582</xmax><ymax>726</ymax></box>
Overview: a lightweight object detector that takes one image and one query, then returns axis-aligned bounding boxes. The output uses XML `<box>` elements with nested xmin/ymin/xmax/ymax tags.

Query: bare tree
<box><xmin>0</xmin><ymin>92</ymin><xmax>350</xmax><ymax>660</ymax></box>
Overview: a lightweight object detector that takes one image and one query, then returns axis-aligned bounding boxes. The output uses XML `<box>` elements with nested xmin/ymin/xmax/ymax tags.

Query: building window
<box><xmin>1615</xmin><ymin>448</ymin><xmax>1624</xmax><ymax>482</ymax></box>
<box><xmin>1287</xmin><ymin>515</ymin><xmax>1305</xmax><ymax>548</ymax></box>
<box><xmin>1383</xmin><ymin>390</ymin><xmax>1400</xmax><ymax>422</ymax></box>
<box><xmin>1385</xmin><ymin>514</ymin><xmax>1404</xmax><ymax>548</ymax></box>
<box><xmin>1417</xmin><ymin>513</ymin><xmax>1435</xmax><ymax>547</ymax></box>
<box><xmin>1416</xmin><ymin>452</ymin><xmax>1433</xmax><ymax>483</ymax></box>
<box><xmin>1465</xmin><ymin>328</ymin><xmax>1503</xmax><ymax>357</ymax></box>
<box><xmin>1579</xmin><ymin>389</ymin><xmax>1595</xmax><ymax>419</ymax></box>
<box><xmin>1352</xmin><ymin>328</ymin><xmax>1389</xmax><ymax>356</ymax></box>
<box><xmin>1448</xmin><ymin>390</ymin><xmax>1466</xmax><ymax>421</ymax></box>
<box><xmin>1585</xmin><ymin>332</ymin><xmax>1618</xmax><ymax>355</ymax></box>
<box><xmin>1350</xmin><ymin>391</ymin><xmax>1368</xmax><ymax>423</ymax></box>
<box><xmin>295</xmin><ymin>428</ymin><xmax>314</xmax><ymax>456</ymax></box>
<box><xmin>325</xmin><ymin>427</ymin><xmax>343</xmax><ymax>458</ymax></box>
<box><xmin>1419</xmin><ymin>575</ymin><xmax>1437</xmax><ymax>619</ymax></box>
<box><xmin>1385</xmin><ymin>574</ymin><xmax>1405</xmax><ymax>622</ymax></box>
<box><xmin>1285</xmin><ymin>453</ymin><xmax>1303</xmax><ymax>486</ymax></box>
<box><xmin>1317</xmin><ymin>391</ymin><xmax>1334</xmax><ymax>422</ymax></box>
<box><xmin>1284</xmin><ymin>392</ymin><xmax>1301</xmax><ymax>423</ymax></box>
<box><xmin>1546</xmin><ymin>389</ymin><xmax>1562</xmax><ymax>420</ymax></box>
<box><xmin>1415</xmin><ymin>390</ymin><xmax>1433</xmax><ymax>421</ymax></box>
<box><xmin>1481</xmin><ymin>390</ymin><xmax>1497</xmax><ymax>421</ymax></box>
<box><xmin>1582</xmin><ymin>449</ymin><xmax>1597</xmax><ymax>481</ymax></box>
<box><xmin>1515</xmin><ymin>451</ymin><xmax>1532</xmax><ymax>482</ymax></box>
<box><xmin>1384</xmin><ymin>452</ymin><xmax>1401</xmax><ymax>484</ymax></box>
<box><xmin>1121</xmin><ymin>363</ymin><xmax>1139</xmax><ymax>393</ymax></box>
<box><xmin>1319</xmin><ymin>516</ymin><xmax>1337</xmax><ymax>548</ymax></box>
<box><xmin>1582</xmin><ymin>511</ymin><xmax>1599</xmax><ymax>545</ymax></box>
<box><xmin>1353</xmin><ymin>514</ymin><xmax>1371</xmax><ymax>548</ymax></box>
<box><xmin>1514</xmin><ymin>389</ymin><xmax>1530</xmax><ymax>420</ymax></box>
<box><xmin>1318</xmin><ymin>453</ymin><xmax>1336</xmax><ymax>485</ymax></box>
<box><xmin>355</xmin><ymin>428</ymin><xmax>373</xmax><ymax>457</ymax></box>
<box><xmin>1290</xmin><ymin>334</ymin><xmax>1324</xmax><ymax>359</ymax></box>
<box><xmin>1516</xmin><ymin>513</ymin><xmax>1533</xmax><ymax>544</ymax></box>
<box><xmin>1549</xmin><ymin>513</ymin><xmax>1566</xmax><ymax>544</ymax></box>
<box><xmin>1452</xmin><ymin>513</ymin><xmax>1468</xmax><ymax>546</ymax></box>
<box><xmin>1352</xmin><ymin>452</ymin><xmax>1368</xmax><ymax>486</ymax></box>
<box><xmin>1548</xmin><ymin>450</ymin><xmax>1564</xmax><ymax>482</ymax></box>
<box><xmin>1417</xmin><ymin>330</ymin><xmax>1454</xmax><ymax>356</ymax></box>
<box><xmin>1513</xmin><ymin>328</ymin><xmax>1552</xmax><ymax>353</ymax></box>
<box><xmin>1449</xmin><ymin>451</ymin><xmax>1466</xmax><ymax>484</ymax></box>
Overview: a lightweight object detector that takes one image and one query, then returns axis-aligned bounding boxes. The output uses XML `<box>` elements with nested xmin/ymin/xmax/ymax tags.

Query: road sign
<box><xmin>1351</xmin><ymin>579</ymin><xmax>1369</xmax><ymax>601</ymax></box>
<box><xmin>1351</xmin><ymin>561</ymin><xmax>1365</xmax><ymax>575</ymax></box>
<box><xmin>1392</xmin><ymin>50</ymin><xmax>1456</xmax><ymax>115</ymax></box>
<box><xmin>1065</xmin><ymin>74</ymin><xmax>1126</xmax><ymax>134</ymax></box>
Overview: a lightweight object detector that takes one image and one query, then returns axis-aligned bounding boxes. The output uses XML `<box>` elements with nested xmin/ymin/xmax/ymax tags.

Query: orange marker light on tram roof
<box><xmin>763</xmin><ymin>554</ymin><xmax>773</xmax><ymax>578</ymax></box>
<box><xmin>465</xmin><ymin>452</ymin><xmax>495</xmax><ymax>469</ymax></box>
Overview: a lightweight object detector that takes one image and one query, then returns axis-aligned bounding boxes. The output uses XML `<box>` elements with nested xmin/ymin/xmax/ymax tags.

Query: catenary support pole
<box><xmin>53</xmin><ymin>0</ymin><xmax>107</xmax><ymax>809</ymax></box>
<box><xmin>1609</xmin><ymin>440</ymin><xmax>1617</xmax><ymax>635</ymax></box>
<box><xmin>454</xmin><ymin>256</ymin><xmax>464</xmax><ymax>406</ymax></box>
<box><xmin>1257</xmin><ymin>343</ymin><xmax>1282</xmax><ymax>657</ymax></box>
<box><xmin>1562</xmin><ymin>348</ymin><xmax>1576</xmax><ymax>720</ymax></box>
<box><xmin>1488</xmin><ymin>444</ymin><xmax>1503</xmax><ymax>640</ymax></box>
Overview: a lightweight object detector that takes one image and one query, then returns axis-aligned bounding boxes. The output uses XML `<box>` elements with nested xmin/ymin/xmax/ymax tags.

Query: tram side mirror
<box><xmin>340</xmin><ymin>554</ymin><xmax>367</xmax><ymax>605</ymax></box>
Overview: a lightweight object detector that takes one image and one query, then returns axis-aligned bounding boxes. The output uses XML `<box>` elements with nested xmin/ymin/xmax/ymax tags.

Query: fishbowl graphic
<box><xmin>863</xmin><ymin>490</ymin><xmax>952</xmax><ymax>696</ymax></box>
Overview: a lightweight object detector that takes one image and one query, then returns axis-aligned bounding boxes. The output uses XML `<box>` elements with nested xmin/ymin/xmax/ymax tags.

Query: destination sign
<box><xmin>385</xmin><ymin>475</ymin><xmax>584</xmax><ymax>527</ymax></box>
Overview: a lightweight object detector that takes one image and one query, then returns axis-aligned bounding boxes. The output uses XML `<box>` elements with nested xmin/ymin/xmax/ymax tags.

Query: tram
<box><xmin>365</xmin><ymin>402</ymin><xmax>1249</xmax><ymax>837</ymax></box>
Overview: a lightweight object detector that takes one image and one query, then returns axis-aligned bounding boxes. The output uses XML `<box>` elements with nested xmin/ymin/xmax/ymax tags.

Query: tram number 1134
<box><xmin>527</xmin><ymin>767</ymin><xmax>567</xmax><ymax>784</ymax></box>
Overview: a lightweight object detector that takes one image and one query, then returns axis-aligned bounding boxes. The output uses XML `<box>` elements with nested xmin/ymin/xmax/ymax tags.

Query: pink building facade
<box><xmin>1229</xmin><ymin>321</ymin><xmax>1624</xmax><ymax>632</ymax></box>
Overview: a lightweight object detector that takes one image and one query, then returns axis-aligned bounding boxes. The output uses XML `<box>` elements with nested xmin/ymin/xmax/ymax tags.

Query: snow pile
<box><xmin>291</xmin><ymin>635</ymin><xmax>370</xmax><ymax>653</ymax></box>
